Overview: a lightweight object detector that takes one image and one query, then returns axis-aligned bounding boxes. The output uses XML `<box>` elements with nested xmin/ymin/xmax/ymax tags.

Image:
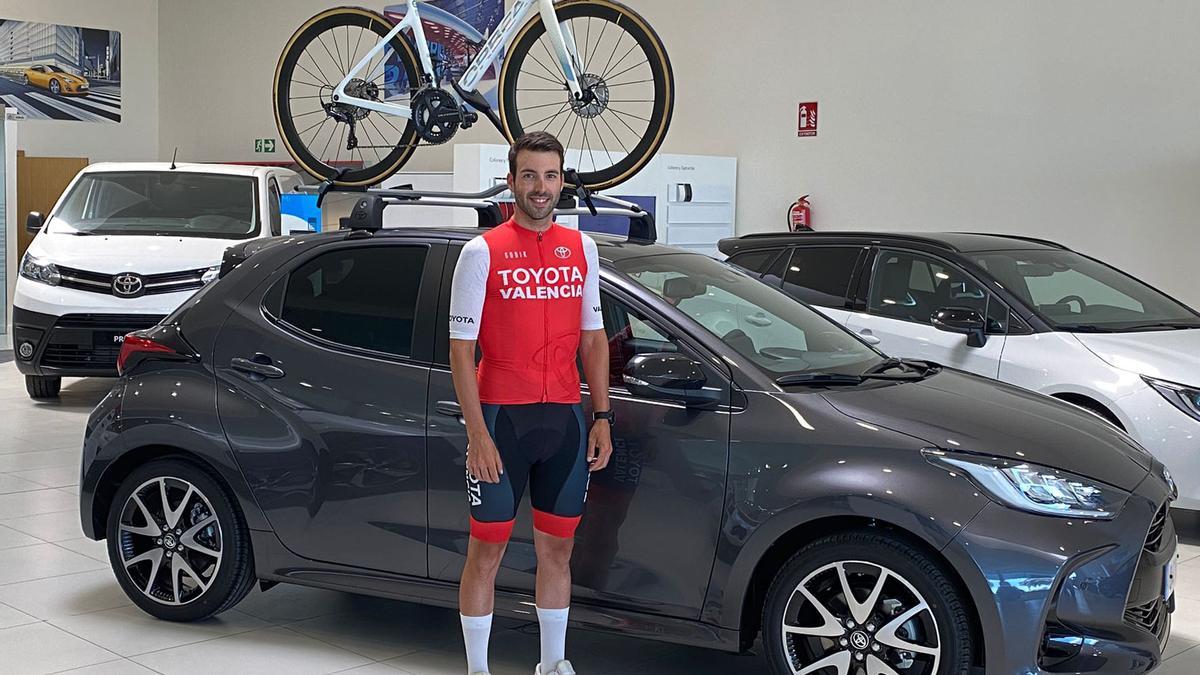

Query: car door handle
<box><xmin>230</xmin><ymin>357</ymin><xmax>285</xmax><ymax>379</ymax></box>
<box><xmin>435</xmin><ymin>400</ymin><xmax>465</xmax><ymax>424</ymax></box>
<box><xmin>858</xmin><ymin>330</ymin><xmax>882</xmax><ymax>345</ymax></box>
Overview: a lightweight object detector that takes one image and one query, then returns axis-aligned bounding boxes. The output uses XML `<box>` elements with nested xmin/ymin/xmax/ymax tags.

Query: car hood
<box><xmin>817</xmin><ymin>369</ymin><xmax>1151</xmax><ymax>490</ymax></box>
<box><xmin>29</xmin><ymin>229</ymin><xmax>241</xmax><ymax>275</ymax></box>
<box><xmin>1073</xmin><ymin>330</ymin><xmax>1200</xmax><ymax>387</ymax></box>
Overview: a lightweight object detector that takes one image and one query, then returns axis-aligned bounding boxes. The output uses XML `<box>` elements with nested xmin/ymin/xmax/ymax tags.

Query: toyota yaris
<box><xmin>80</xmin><ymin>224</ymin><xmax>1177</xmax><ymax>674</ymax></box>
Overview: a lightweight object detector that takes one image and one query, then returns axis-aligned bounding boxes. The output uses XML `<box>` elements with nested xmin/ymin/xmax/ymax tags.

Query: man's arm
<box><xmin>448</xmin><ymin>237</ymin><xmax>503</xmax><ymax>483</ymax></box>
<box><xmin>579</xmin><ymin>235</ymin><xmax>612</xmax><ymax>471</ymax></box>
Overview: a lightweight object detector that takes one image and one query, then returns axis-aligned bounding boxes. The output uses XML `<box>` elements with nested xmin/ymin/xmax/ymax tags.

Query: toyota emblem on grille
<box><xmin>112</xmin><ymin>273</ymin><xmax>144</xmax><ymax>297</ymax></box>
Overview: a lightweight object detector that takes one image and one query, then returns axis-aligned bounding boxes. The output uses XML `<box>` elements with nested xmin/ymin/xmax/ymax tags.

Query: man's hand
<box><xmin>467</xmin><ymin>432</ymin><xmax>504</xmax><ymax>484</ymax></box>
<box><xmin>587</xmin><ymin>420</ymin><xmax>613</xmax><ymax>472</ymax></box>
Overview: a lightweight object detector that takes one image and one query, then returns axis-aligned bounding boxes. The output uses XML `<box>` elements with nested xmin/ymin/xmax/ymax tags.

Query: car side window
<box><xmin>869</xmin><ymin>250</ymin><xmax>1006</xmax><ymax>333</ymax></box>
<box><xmin>780</xmin><ymin>247</ymin><xmax>860</xmax><ymax>307</ymax></box>
<box><xmin>267</xmin><ymin>178</ymin><xmax>282</xmax><ymax>237</ymax></box>
<box><xmin>277</xmin><ymin>245</ymin><xmax>427</xmax><ymax>357</ymax></box>
<box><xmin>726</xmin><ymin>249</ymin><xmax>781</xmax><ymax>276</ymax></box>
<box><xmin>599</xmin><ymin>294</ymin><xmax>680</xmax><ymax>387</ymax></box>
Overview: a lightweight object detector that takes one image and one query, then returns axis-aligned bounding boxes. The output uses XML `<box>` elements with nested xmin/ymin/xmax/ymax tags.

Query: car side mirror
<box><xmin>931</xmin><ymin>306</ymin><xmax>987</xmax><ymax>348</ymax></box>
<box><xmin>26</xmin><ymin>211</ymin><xmax>44</xmax><ymax>234</ymax></box>
<box><xmin>623</xmin><ymin>352</ymin><xmax>721</xmax><ymax>409</ymax></box>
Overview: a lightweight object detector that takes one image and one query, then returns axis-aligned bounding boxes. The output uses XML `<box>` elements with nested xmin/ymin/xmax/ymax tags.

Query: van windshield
<box><xmin>50</xmin><ymin>172</ymin><xmax>259</xmax><ymax>239</ymax></box>
<box><xmin>616</xmin><ymin>253</ymin><xmax>884</xmax><ymax>378</ymax></box>
<box><xmin>970</xmin><ymin>249</ymin><xmax>1200</xmax><ymax>332</ymax></box>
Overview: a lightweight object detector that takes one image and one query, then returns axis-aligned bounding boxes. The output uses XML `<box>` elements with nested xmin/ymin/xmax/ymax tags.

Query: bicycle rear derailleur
<box><xmin>325</xmin><ymin>78</ymin><xmax>379</xmax><ymax>151</ymax></box>
<box><xmin>412</xmin><ymin>87</ymin><xmax>478</xmax><ymax>145</ymax></box>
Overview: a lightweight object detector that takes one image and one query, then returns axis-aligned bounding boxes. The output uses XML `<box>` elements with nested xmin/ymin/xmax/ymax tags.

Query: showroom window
<box><xmin>278</xmin><ymin>245</ymin><xmax>427</xmax><ymax>357</ymax></box>
<box><xmin>781</xmin><ymin>247</ymin><xmax>860</xmax><ymax>307</ymax></box>
<box><xmin>869</xmin><ymin>250</ymin><xmax>1004</xmax><ymax>331</ymax></box>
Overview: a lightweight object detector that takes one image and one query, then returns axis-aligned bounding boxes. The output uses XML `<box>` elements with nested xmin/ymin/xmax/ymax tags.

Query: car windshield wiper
<box><xmin>861</xmin><ymin>358</ymin><xmax>940</xmax><ymax>376</ymax></box>
<box><xmin>1054</xmin><ymin>324</ymin><xmax>1114</xmax><ymax>333</ymax></box>
<box><xmin>776</xmin><ymin>368</ymin><xmax>929</xmax><ymax>387</ymax></box>
<box><xmin>1117</xmin><ymin>322</ymin><xmax>1200</xmax><ymax>331</ymax></box>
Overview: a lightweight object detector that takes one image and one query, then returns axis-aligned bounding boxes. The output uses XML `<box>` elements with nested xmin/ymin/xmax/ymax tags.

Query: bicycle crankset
<box><xmin>412</xmin><ymin>88</ymin><xmax>467</xmax><ymax>145</ymax></box>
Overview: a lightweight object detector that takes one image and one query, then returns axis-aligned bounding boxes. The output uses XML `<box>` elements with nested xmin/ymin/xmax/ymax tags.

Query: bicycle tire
<box><xmin>274</xmin><ymin>6</ymin><xmax>421</xmax><ymax>186</ymax></box>
<box><xmin>498</xmin><ymin>0</ymin><xmax>674</xmax><ymax>191</ymax></box>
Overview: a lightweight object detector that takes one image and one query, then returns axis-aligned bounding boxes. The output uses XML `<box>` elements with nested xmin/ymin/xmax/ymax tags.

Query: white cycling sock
<box><xmin>460</xmin><ymin>612</ymin><xmax>492</xmax><ymax>674</ymax></box>
<box><xmin>536</xmin><ymin>606</ymin><xmax>570</xmax><ymax>670</ymax></box>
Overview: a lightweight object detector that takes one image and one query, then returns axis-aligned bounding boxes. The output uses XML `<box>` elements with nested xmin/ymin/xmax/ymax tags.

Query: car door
<box><xmin>426</xmin><ymin>244</ymin><xmax>732</xmax><ymax>619</ymax></box>
<box><xmin>216</xmin><ymin>239</ymin><xmax>445</xmax><ymax>577</ymax></box>
<box><xmin>844</xmin><ymin>248</ymin><xmax>1008</xmax><ymax>377</ymax></box>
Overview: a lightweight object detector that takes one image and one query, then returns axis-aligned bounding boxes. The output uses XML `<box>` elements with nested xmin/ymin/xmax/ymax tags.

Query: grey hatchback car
<box><xmin>80</xmin><ymin>218</ymin><xmax>1177</xmax><ymax>674</ymax></box>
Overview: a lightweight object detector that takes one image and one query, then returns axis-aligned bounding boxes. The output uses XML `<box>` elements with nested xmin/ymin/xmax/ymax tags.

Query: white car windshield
<box><xmin>971</xmin><ymin>249</ymin><xmax>1200</xmax><ymax>332</ymax></box>
<box><xmin>50</xmin><ymin>172</ymin><xmax>259</xmax><ymax>239</ymax></box>
<box><xmin>616</xmin><ymin>253</ymin><xmax>883</xmax><ymax>378</ymax></box>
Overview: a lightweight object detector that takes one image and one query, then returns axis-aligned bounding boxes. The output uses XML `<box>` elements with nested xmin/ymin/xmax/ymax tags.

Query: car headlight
<box><xmin>924</xmin><ymin>449</ymin><xmax>1129</xmax><ymax>519</ymax></box>
<box><xmin>19</xmin><ymin>253</ymin><xmax>61</xmax><ymax>286</ymax></box>
<box><xmin>201</xmin><ymin>266</ymin><xmax>221</xmax><ymax>284</ymax></box>
<box><xmin>1143</xmin><ymin>375</ymin><xmax>1200</xmax><ymax>423</ymax></box>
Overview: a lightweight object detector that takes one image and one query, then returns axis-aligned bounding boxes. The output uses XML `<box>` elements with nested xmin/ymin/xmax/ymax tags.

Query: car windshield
<box><xmin>50</xmin><ymin>172</ymin><xmax>259</xmax><ymax>239</ymax></box>
<box><xmin>970</xmin><ymin>249</ymin><xmax>1200</xmax><ymax>332</ymax></box>
<box><xmin>616</xmin><ymin>253</ymin><xmax>884</xmax><ymax>378</ymax></box>
<box><xmin>48</xmin><ymin>65</ymin><xmax>66</xmax><ymax>73</ymax></box>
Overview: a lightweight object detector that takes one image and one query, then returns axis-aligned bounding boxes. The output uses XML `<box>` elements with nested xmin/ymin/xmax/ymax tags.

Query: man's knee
<box><xmin>534</xmin><ymin>531</ymin><xmax>575</xmax><ymax>569</ymax></box>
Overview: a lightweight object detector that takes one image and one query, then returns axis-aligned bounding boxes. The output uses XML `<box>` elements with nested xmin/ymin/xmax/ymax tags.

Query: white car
<box><xmin>12</xmin><ymin>162</ymin><xmax>305</xmax><ymax>398</ymax></box>
<box><xmin>720</xmin><ymin>232</ymin><xmax>1200</xmax><ymax>509</ymax></box>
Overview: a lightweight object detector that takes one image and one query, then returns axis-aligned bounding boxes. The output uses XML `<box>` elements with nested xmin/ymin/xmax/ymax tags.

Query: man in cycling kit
<box><xmin>449</xmin><ymin>131</ymin><xmax>613</xmax><ymax>675</ymax></box>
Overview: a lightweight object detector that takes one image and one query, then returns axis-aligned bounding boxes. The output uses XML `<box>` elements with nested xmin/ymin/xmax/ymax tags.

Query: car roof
<box><xmin>81</xmin><ymin>162</ymin><xmax>298</xmax><ymax>179</ymax></box>
<box><xmin>725</xmin><ymin>231</ymin><xmax>1067</xmax><ymax>255</ymax></box>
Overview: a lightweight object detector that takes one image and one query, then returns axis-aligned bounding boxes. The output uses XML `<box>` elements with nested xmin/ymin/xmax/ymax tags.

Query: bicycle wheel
<box><xmin>499</xmin><ymin>0</ymin><xmax>673</xmax><ymax>191</ymax></box>
<box><xmin>274</xmin><ymin>7</ymin><xmax>421</xmax><ymax>186</ymax></box>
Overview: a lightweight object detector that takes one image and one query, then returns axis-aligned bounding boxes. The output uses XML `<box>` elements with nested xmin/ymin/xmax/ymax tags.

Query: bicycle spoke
<box><xmin>291</xmin><ymin>80</ymin><xmax>328</xmax><ymax>89</ymax></box>
<box><xmin>331</xmin><ymin>27</ymin><xmax>346</xmax><ymax>75</ymax></box>
<box><xmin>582</xmin><ymin>18</ymin><xmax>592</xmax><ymax>72</ymax></box>
<box><xmin>564</xmin><ymin>110</ymin><xmax>582</xmax><ymax>155</ymax></box>
<box><xmin>305</xmin><ymin>50</ymin><xmax>335</xmax><ymax>87</ymax></box>
<box><xmin>518</xmin><ymin>100</ymin><xmax>574</xmax><ymax>113</ymax></box>
<box><xmin>524</xmin><ymin>69</ymin><xmax>569</xmax><ymax>88</ymax></box>
<box><xmin>600</xmin><ymin>25</ymin><xmax>627</xmax><ymax>80</ymax></box>
<box><xmin>290</xmin><ymin>94</ymin><xmax>328</xmax><ymax>101</ymax></box>
<box><xmin>317</xmin><ymin>34</ymin><xmax>342</xmax><ymax>81</ymax></box>
<box><xmin>294</xmin><ymin>60</ymin><xmax>328</xmax><ymax>90</ymax></box>
<box><xmin>345</xmin><ymin>25</ymin><xmax>353</xmax><ymax>75</ymax></box>
<box><xmin>607</xmin><ymin>106</ymin><xmax>651</xmax><ymax>124</ymax></box>
<box><xmin>351</xmin><ymin>26</ymin><xmax>366</xmax><ymax>73</ymax></box>
<box><xmin>605</xmin><ymin>78</ymin><xmax>654</xmax><ymax>88</ymax></box>
<box><xmin>606</xmin><ymin>58</ymin><xmax>648</xmax><ymax>84</ymax></box>
<box><xmin>290</xmin><ymin>109</ymin><xmax>326</xmax><ymax>119</ymax></box>
<box><xmin>538</xmin><ymin>39</ymin><xmax>567</xmax><ymax>84</ymax></box>
<box><xmin>298</xmin><ymin>115</ymin><xmax>328</xmax><ymax>140</ymax></box>
<box><xmin>517</xmin><ymin>87</ymin><xmax>571</xmax><ymax>92</ymax></box>
<box><xmin>607</xmin><ymin>105</ymin><xmax>642</xmax><ymax>138</ymax></box>
<box><xmin>585</xmin><ymin>15</ymin><xmax>609</xmax><ymax>73</ymax></box>
<box><xmin>555</xmin><ymin>105</ymin><xmax>574</xmax><ymax>139</ymax></box>
<box><xmin>597</xmin><ymin>110</ymin><xmax>629</xmax><ymax>155</ymax></box>
<box><xmin>581</xmin><ymin>115</ymin><xmax>598</xmax><ymax>173</ymax></box>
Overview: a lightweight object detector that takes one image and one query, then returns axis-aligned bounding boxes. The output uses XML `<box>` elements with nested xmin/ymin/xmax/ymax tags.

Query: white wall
<box><xmin>0</xmin><ymin>0</ymin><xmax>159</xmax><ymax>161</ymax></box>
<box><xmin>157</xmin><ymin>0</ymin><xmax>1200</xmax><ymax>306</ymax></box>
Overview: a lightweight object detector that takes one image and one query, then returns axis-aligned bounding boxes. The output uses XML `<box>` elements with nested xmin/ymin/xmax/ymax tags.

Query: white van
<box><xmin>12</xmin><ymin>163</ymin><xmax>304</xmax><ymax>398</ymax></box>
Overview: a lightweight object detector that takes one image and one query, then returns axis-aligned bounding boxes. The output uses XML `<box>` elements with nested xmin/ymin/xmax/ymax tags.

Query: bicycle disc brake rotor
<box><xmin>412</xmin><ymin>88</ymin><xmax>462</xmax><ymax>144</ymax></box>
<box><xmin>323</xmin><ymin>78</ymin><xmax>377</xmax><ymax>124</ymax></box>
<box><xmin>571</xmin><ymin>73</ymin><xmax>610</xmax><ymax>119</ymax></box>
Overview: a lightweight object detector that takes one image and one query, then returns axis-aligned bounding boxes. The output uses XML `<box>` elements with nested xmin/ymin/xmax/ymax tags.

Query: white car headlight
<box><xmin>201</xmin><ymin>266</ymin><xmax>221</xmax><ymax>284</ymax></box>
<box><xmin>19</xmin><ymin>253</ymin><xmax>61</xmax><ymax>286</ymax></box>
<box><xmin>1143</xmin><ymin>376</ymin><xmax>1200</xmax><ymax>423</ymax></box>
<box><xmin>925</xmin><ymin>449</ymin><xmax>1129</xmax><ymax>519</ymax></box>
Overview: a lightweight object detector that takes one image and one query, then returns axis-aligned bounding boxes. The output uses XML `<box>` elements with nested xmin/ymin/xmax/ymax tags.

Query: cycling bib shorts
<box><xmin>466</xmin><ymin>403</ymin><xmax>590</xmax><ymax>543</ymax></box>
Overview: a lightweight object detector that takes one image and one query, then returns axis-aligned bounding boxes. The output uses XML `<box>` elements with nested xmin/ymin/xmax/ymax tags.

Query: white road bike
<box><xmin>274</xmin><ymin>0</ymin><xmax>673</xmax><ymax>189</ymax></box>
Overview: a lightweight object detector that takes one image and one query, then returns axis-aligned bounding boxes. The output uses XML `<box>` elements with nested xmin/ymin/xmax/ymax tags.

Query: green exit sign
<box><xmin>254</xmin><ymin>138</ymin><xmax>276</xmax><ymax>153</ymax></box>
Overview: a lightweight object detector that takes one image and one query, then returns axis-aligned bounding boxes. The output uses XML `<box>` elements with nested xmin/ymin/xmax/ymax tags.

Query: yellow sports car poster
<box><xmin>0</xmin><ymin>19</ymin><xmax>121</xmax><ymax>122</ymax></box>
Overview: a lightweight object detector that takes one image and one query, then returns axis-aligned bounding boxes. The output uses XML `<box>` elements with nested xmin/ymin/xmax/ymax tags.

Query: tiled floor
<box><xmin>0</xmin><ymin>367</ymin><xmax>1198</xmax><ymax>674</ymax></box>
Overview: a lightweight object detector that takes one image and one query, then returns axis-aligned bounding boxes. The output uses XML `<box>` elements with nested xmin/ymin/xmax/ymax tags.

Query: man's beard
<box><xmin>516</xmin><ymin>191</ymin><xmax>556</xmax><ymax>220</ymax></box>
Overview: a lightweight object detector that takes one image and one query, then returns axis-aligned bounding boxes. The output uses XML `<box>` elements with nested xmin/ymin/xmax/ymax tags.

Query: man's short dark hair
<box><xmin>508</xmin><ymin>131</ymin><xmax>565</xmax><ymax>175</ymax></box>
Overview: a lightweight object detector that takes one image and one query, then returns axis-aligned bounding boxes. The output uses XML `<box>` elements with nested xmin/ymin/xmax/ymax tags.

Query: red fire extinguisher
<box><xmin>788</xmin><ymin>195</ymin><xmax>812</xmax><ymax>232</ymax></box>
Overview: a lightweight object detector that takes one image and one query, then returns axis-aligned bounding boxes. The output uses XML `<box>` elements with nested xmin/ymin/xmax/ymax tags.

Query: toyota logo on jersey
<box><xmin>554</xmin><ymin>246</ymin><xmax>571</xmax><ymax>259</ymax></box>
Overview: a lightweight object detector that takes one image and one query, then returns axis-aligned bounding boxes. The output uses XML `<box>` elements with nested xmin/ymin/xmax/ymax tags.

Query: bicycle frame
<box><xmin>332</xmin><ymin>0</ymin><xmax>585</xmax><ymax>119</ymax></box>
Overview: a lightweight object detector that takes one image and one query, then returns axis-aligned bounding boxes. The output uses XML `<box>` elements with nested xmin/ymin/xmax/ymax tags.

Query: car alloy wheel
<box><xmin>780</xmin><ymin>560</ymin><xmax>942</xmax><ymax>675</ymax></box>
<box><xmin>117</xmin><ymin>475</ymin><xmax>223</xmax><ymax>606</ymax></box>
<box><xmin>50</xmin><ymin>79</ymin><xmax>61</xmax><ymax>95</ymax></box>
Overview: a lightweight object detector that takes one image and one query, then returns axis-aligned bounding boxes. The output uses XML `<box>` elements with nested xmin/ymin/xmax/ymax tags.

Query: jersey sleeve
<box><xmin>580</xmin><ymin>234</ymin><xmax>604</xmax><ymax>331</ymax></box>
<box><xmin>449</xmin><ymin>236</ymin><xmax>490</xmax><ymax>340</ymax></box>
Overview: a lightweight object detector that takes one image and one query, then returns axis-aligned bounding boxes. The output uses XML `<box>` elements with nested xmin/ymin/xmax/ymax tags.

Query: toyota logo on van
<box><xmin>112</xmin><ymin>273</ymin><xmax>145</xmax><ymax>298</ymax></box>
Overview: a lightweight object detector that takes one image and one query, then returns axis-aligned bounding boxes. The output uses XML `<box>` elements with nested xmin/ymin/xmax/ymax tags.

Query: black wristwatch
<box><xmin>592</xmin><ymin>410</ymin><xmax>615</xmax><ymax>425</ymax></box>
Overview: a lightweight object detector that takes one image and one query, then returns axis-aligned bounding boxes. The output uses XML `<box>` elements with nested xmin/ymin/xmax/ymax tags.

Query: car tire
<box><xmin>762</xmin><ymin>530</ymin><xmax>974</xmax><ymax>675</ymax></box>
<box><xmin>49</xmin><ymin>79</ymin><xmax>60</xmax><ymax>95</ymax></box>
<box><xmin>26</xmin><ymin>375</ymin><xmax>61</xmax><ymax>399</ymax></box>
<box><xmin>20</xmin><ymin>74</ymin><xmax>28</xmax><ymax>85</ymax></box>
<box><xmin>105</xmin><ymin>458</ymin><xmax>256</xmax><ymax>621</ymax></box>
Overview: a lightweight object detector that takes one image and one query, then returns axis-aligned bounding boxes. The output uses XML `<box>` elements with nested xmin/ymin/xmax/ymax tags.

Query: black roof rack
<box><xmin>295</xmin><ymin>170</ymin><xmax>657</xmax><ymax>242</ymax></box>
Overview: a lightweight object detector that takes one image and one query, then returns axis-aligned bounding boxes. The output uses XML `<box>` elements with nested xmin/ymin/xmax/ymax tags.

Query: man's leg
<box><xmin>460</xmin><ymin>537</ymin><xmax>507</xmax><ymax>674</ymax></box>
<box><xmin>534</xmin><ymin>530</ymin><xmax>575</xmax><ymax>669</ymax></box>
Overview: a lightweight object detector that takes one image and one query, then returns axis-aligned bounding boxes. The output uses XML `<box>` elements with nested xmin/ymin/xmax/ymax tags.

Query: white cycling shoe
<box><xmin>535</xmin><ymin>660</ymin><xmax>576</xmax><ymax>675</ymax></box>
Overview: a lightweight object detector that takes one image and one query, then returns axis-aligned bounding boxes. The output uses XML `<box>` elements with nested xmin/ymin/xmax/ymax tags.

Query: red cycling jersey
<box><xmin>449</xmin><ymin>219</ymin><xmax>603</xmax><ymax>404</ymax></box>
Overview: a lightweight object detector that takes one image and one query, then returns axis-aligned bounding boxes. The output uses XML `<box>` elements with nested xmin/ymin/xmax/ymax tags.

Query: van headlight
<box><xmin>19</xmin><ymin>253</ymin><xmax>61</xmax><ymax>286</ymax></box>
<box><xmin>1143</xmin><ymin>376</ymin><xmax>1200</xmax><ymax>423</ymax></box>
<box><xmin>201</xmin><ymin>266</ymin><xmax>220</xmax><ymax>284</ymax></box>
<box><xmin>924</xmin><ymin>449</ymin><xmax>1129</xmax><ymax>519</ymax></box>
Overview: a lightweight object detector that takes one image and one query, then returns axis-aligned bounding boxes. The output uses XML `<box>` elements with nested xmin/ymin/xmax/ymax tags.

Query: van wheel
<box><xmin>762</xmin><ymin>531</ymin><xmax>974</xmax><ymax>675</ymax></box>
<box><xmin>106</xmin><ymin>459</ymin><xmax>256</xmax><ymax>621</ymax></box>
<box><xmin>26</xmin><ymin>375</ymin><xmax>61</xmax><ymax>399</ymax></box>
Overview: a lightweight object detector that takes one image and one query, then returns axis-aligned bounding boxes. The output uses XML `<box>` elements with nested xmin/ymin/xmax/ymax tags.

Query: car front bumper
<box><xmin>944</xmin><ymin>468</ymin><xmax>1175</xmax><ymax>674</ymax></box>
<box><xmin>12</xmin><ymin>306</ymin><xmax>167</xmax><ymax>377</ymax></box>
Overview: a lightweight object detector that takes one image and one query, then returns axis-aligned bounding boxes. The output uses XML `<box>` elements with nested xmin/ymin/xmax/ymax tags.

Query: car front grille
<box><xmin>1144</xmin><ymin>504</ymin><xmax>1168</xmax><ymax>554</ymax></box>
<box><xmin>57</xmin><ymin>265</ymin><xmax>208</xmax><ymax>297</ymax></box>
<box><xmin>1124</xmin><ymin>597</ymin><xmax>1167</xmax><ymax>639</ymax></box>
<box><xmin>41</xmin><ymin>314</ymin><xmax>166</xmax><ymax>370</ymax></box>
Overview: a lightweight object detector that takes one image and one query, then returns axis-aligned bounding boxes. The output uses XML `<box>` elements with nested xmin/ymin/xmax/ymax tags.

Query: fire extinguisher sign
<box><xmin>798</xmin><ymin>102</ymin><xmax>818</xmax><ymax>137</ymax></box>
